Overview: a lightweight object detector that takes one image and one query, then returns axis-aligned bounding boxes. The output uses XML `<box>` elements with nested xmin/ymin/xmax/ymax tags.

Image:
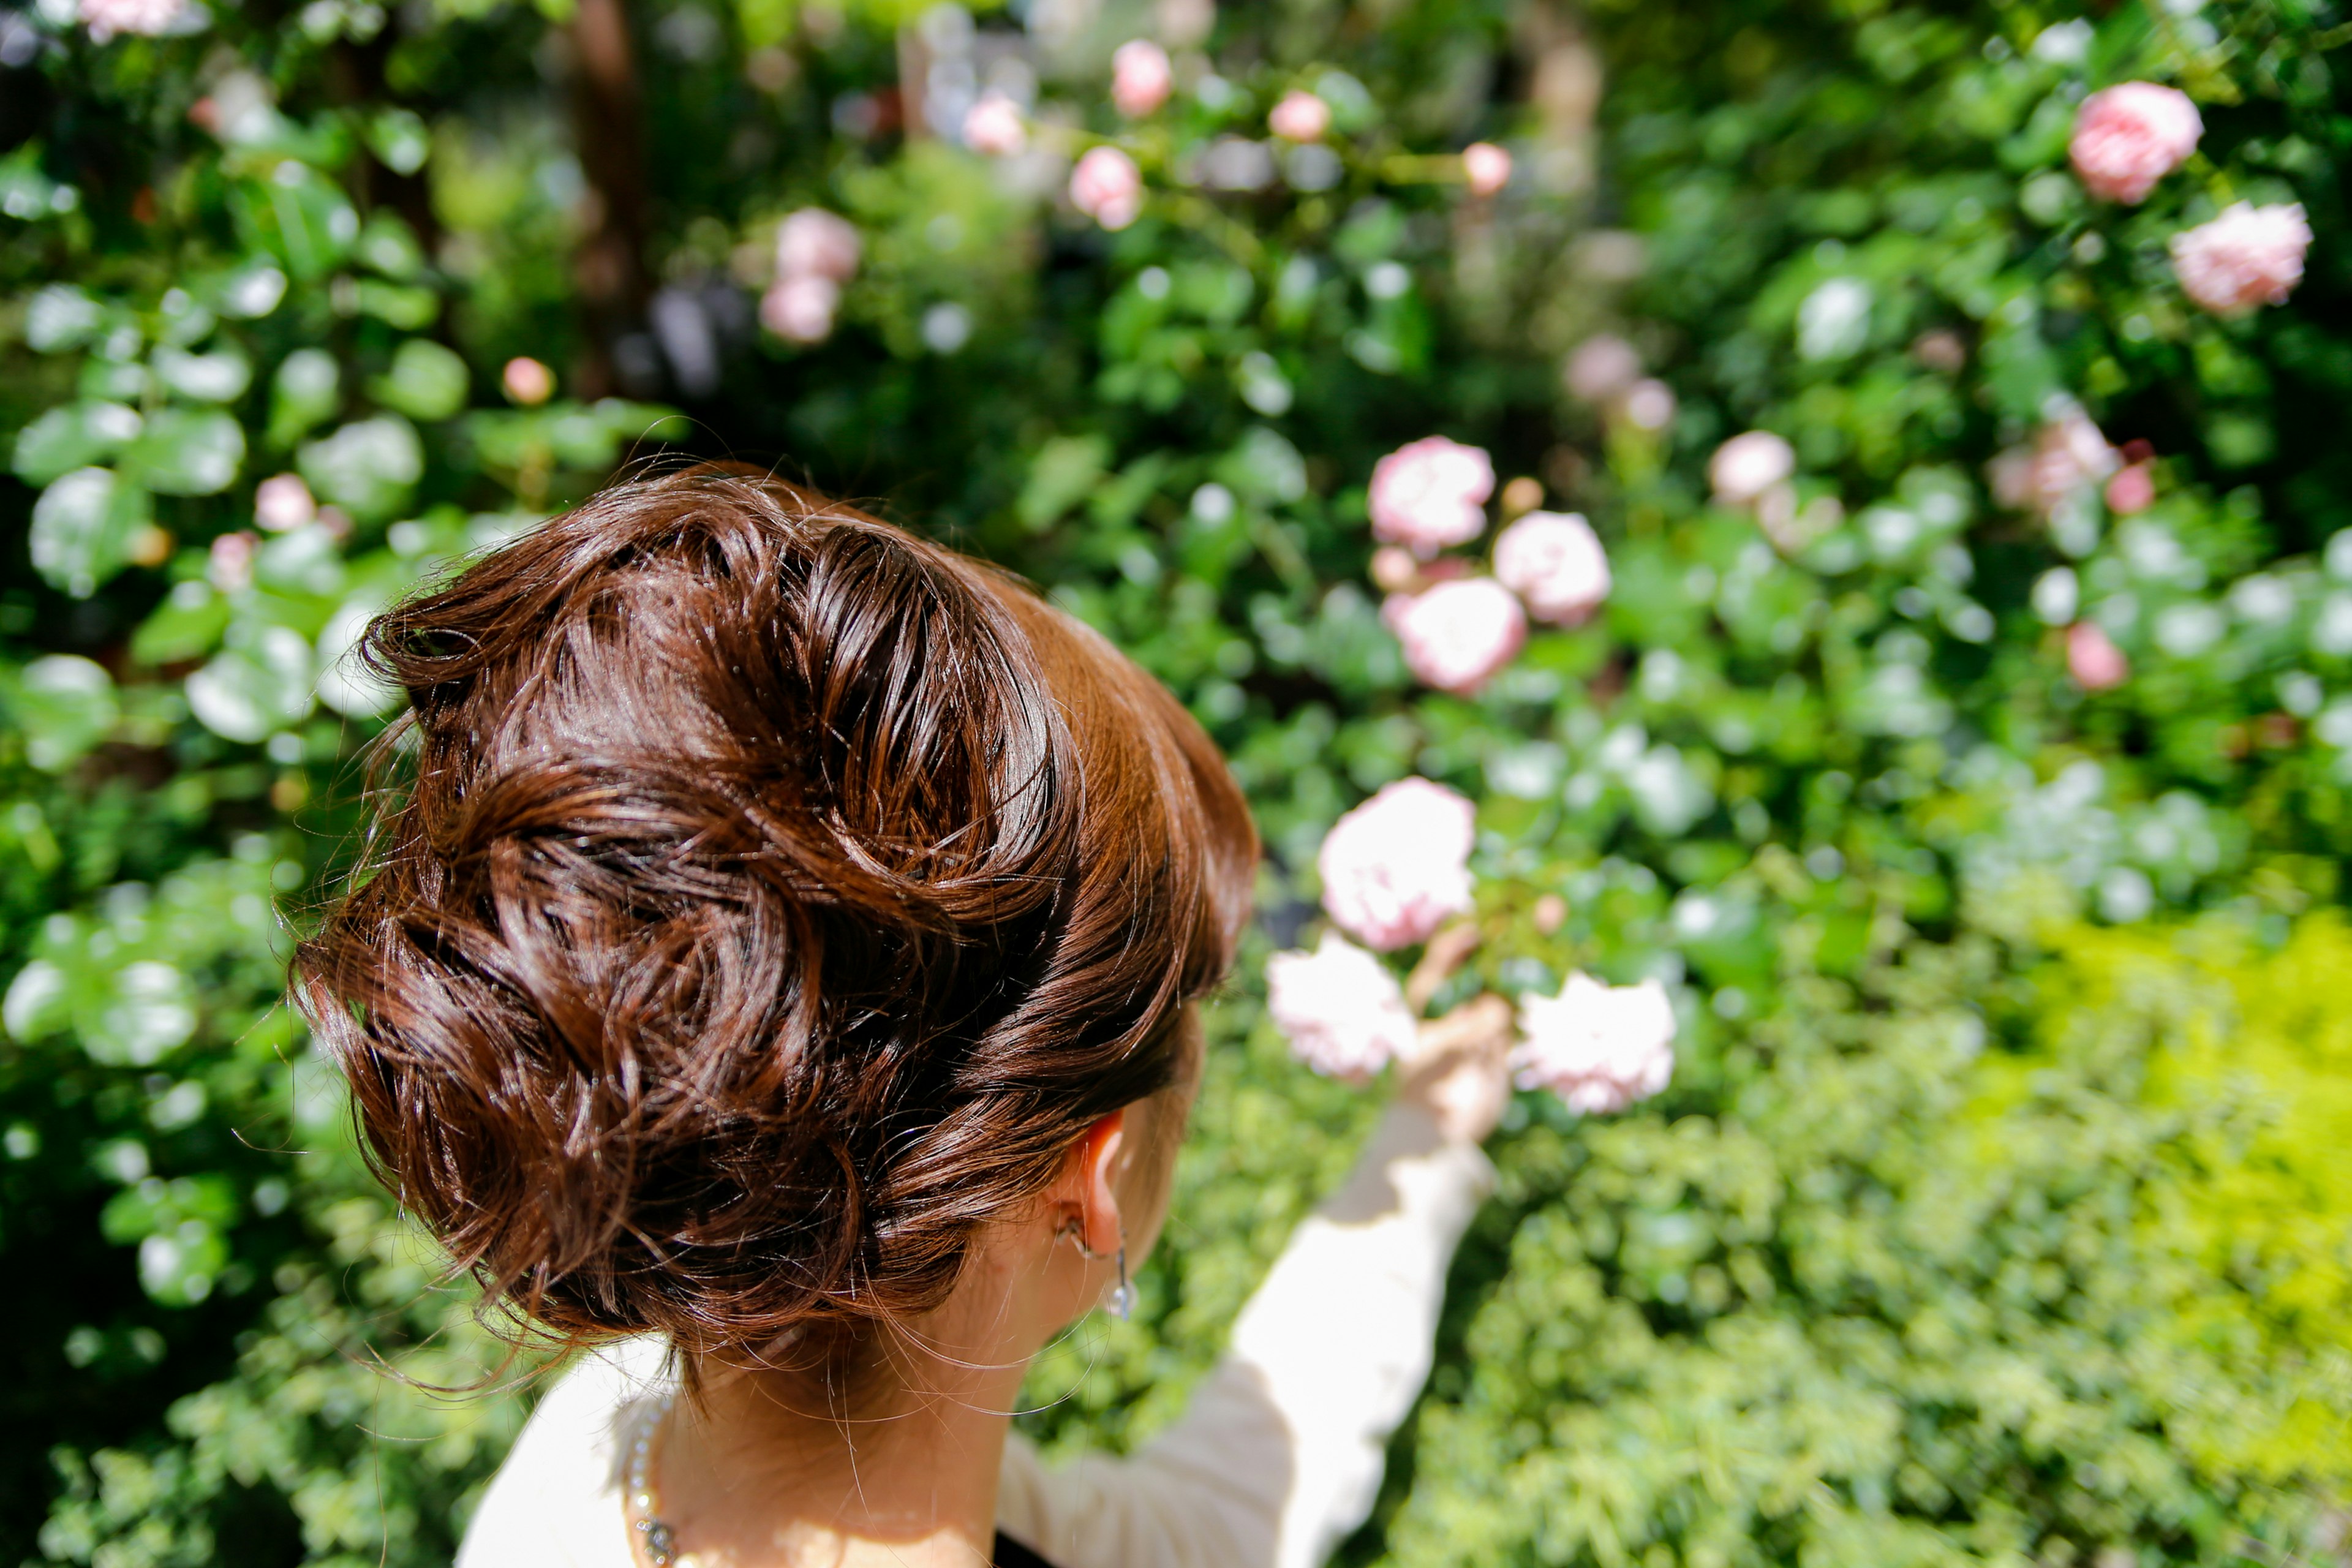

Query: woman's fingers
<box><xmin>1399</xmin><ymin>992</ymin><xmax>1514</xmax><ymax>1144</ymax></box>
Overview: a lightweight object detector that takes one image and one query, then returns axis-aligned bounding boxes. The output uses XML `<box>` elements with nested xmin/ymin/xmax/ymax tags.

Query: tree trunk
<box><xmin>568</xmin><ymin>0</ymin><xmax>652</xmax><ymax>398</ymax></box>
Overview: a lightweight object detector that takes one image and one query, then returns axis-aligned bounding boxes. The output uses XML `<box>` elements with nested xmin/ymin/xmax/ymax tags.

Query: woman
<box><xmin>297</xmin><ymin>468</ymin><xmax>1510</xmax><ymax>1568</ymax></box>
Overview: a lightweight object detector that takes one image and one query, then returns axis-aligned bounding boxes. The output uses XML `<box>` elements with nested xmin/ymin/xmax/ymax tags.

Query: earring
<box><xmin>1108</xmin><ymin>1245</ymin><xmax>1133</xmax><ymax>1321</ymax></box>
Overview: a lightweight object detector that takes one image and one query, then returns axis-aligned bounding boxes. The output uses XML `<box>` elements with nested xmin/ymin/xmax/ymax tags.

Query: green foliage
<box><xmin>4</xmin><ymin>0</ymin><xmax>2350</xmax><ymax>1559</ymax></box>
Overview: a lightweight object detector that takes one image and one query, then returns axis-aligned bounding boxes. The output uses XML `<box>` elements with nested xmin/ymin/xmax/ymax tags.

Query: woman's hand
<box><xmin>1397</xmin><ymin>992</ymin><xmax>1514</xmax><ymax>1145</ymax></box>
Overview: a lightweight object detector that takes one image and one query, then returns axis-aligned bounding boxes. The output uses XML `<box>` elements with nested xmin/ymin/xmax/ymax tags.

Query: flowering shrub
<box><xmin>3</xmin><ymin>0</ymin><xmax>2351</xmax><ymax>1561</ymax></box>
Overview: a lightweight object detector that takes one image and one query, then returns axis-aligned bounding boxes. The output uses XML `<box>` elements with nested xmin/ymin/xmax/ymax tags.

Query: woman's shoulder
<box><xmin>456</xmin><ymin>1335</ymin><xmax>674</xmax><ymax>1568</ymax></box>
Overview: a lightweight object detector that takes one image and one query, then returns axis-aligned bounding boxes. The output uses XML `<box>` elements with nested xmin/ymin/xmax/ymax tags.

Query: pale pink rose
<box><xmin>1317</xmin><ymin>776</ymin><xmax>1477</xmax><ymax>951</ymax></box>
<box><xmin>208</xmin><ymin>530</ymin><xmax>258</xmax><ymax>594</ymax></box>
<box><xmin>963</xmin><ymin>91</ymin><xmax>1028</xmax><ymax>156</ymax></box>
<box><xmin>1070</xmin><ymin>146</ymin><xmax>1145</xmax><ymax>230</ymax></box>
<box><xmin>1368</xmin><ymin>435</ymin><xmax>1494</xmax><ymax>557</ymax></box>
<box><xmin>2105</xmin><ymin>462</ymin><xmax>2155</xmax><ymax>515</ymax></box>
<box><xmin>1563</xmin><ymin>334</ymin><xmax>1640</xmax><ymax>402</ymax></box>
<box><xmin>1268</xmin><ymin>90</ymin><xmax>1332</xmax><ymax>142</ymax></box>
<box><xmin>1619</xmin><ymin>378</ymin><xmax>1676</xmax><ymax>431</ymax></box>
<box><xmin>2067</xmin><ymin>621</ymin><xmax>2128</xmax><ymax>692</ymax></box>
<box><xmin>775</xmin><ymin>208</ymin><xmax>862</xmax><ymax>284</ymax></box>
<box><xmin>1369</xmin><ymin>545</ymin><xmax>1420</xmax><ymax>594</ymax></box>
<box><xmin>1990</xmin><ymin>405</ymin><xmax>2117</xmax><ymax>516</ymax></box>
<box><xmin>1494</xmin><ymin>510</ymin><xmax>1610</xmax><ymax>625</ymax></box>
<box><xmin>1462</xmin><ymin>141</ymin><xmax>1512</xmax><ymax>197</ymax></box>
<box><xmin>761</xmin><ymin>273</ymin><xmax>841</xmax><ymax>342</ymax></box>
<box><xmin>2070</xmin><ymin>83</ymin><xmax>2202</xmax><ymax>204</ymax></box>
<box><xmin>254</xmin><ymin>472</ymin><xmax>315</xmax><ymax>534</ymax></box>
<box><xmin>1708</xmin><ymin>430</ymin><xmax>1796</xmax><ymax>506</ymax></box>
<box><xmin>80</xmin><ymin>0</ymin><xmax>184</xmax><ymax>38</ymax></box>
<box><xmin>2171</xmin><ymin>202</ymin><xmax>2312</xmax><ymax>316</ymax></box>
<box><xmin>502</xmin><ymin>356</ymin><xmax>554</xmax><ymax>405</ymax></box>
<box><xmin>1265</xmin><ymin>931</ymin><xmax>1419</xmax><ymax>1081</ymax></box>
<box><xmin>1513</xmin><ymin>971</ymin><xmax>1676</xmax><ymax>1115</ymax></box>
<box><xmin>1383</xmin><ymin>577</ymin><xmax>1527</xmax><ymax>695</ymax></box>
<box><xmin>1111</xmin><ymin>40</ymin><xmax>1173</xmax><ymax>118</ymax></box>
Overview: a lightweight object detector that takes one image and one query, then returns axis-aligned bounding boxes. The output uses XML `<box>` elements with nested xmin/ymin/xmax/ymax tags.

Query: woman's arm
<box><xmin>998</xmin><ymin>997</ymin><xmax>1512</xmax><ymax>1568</ymax></box>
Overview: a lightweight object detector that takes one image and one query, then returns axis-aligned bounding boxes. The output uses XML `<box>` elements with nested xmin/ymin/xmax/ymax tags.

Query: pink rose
<box><xmin>761</xmin><ymin>273</ymin><xmax>841</xmax><ymax>342</ymax></box>
<box><xmin>775</xmin><ymin>208</ymin><xmax>862</xmax><ymax>284</ymax></box>
<box><xmin>1494</xmin><ymin>510</ymin><xmax>1610</xmax><ymax>625</ymax></box>
<box><xmin>1708</xmin><ymin>430</ymin><xmax>1795</xmax><ymax>506</ymax></box>
<box><xmin>1619</xmin><ymin>378</ymin><xmax>1676</xmax><ymax>432</ymax></box>
<box><xmin>1368</xmin><ymin>435</ymin><xmax>1494</xmax><ymax>557</ymax></box>
<box><xmin>1268</xmin><ymin>90</ymin><xmax>1331</xmax><ymax>142</ymax></box>
<box><xmin>254</xmin><ymin>473</ymin><xmax>316</xmax><ymax>534</ymax></box>
<box><xmin>2171</xmin><ymin>202</ymin><xmax>2312</xmax><ymax>316</ymax></box>
<box><xmin>1070</xmin><ymin>146</ymin><xmax>1144</xmax><ymax>230</ymax></box>
<box><xmin>1111</xmin><ymin>39</ymin><xmax>1173</xmax><ymax>118</ymax></box>
<box><xmin>2070</xmin><ymin>83</ymin><xmax>2202</xmax><ymax>204</ymax></box>
<box><xmin>1563</xmin><ymin>334</ymin><xmax>1641</xmax><ymax>402</ymax></box>
<box><xmin>2067</xmin><ymin>621</ymin><xmax>2128</xmax><ymax>692</ymax></box>
<box><xmin>1512</xmin><ymin>972</ymin><xmax>1676</xmax><ymax>1115</ymax></box>
<box><xmin>1989</xmin><ymin>405</ymin><xmax>2117</xmax><ymax>516</ymax></box>
<box><xmin>1383</xmin><ymin>577</ymin><xmax>1527</xmax><ymax>695</ymax></box>
<box><xmin>1317</xmin><ymin>776</ymin><xmax>1477</xmax><ymax>951</ymax></box>
<box><xmin>962</xmin><ymin>92</ymin><xmax>1027</xmax><ymax>156</ymax></box>
<box><xmin>1462</xmin><ymin>141</ymin><xmax>1512</xmax><ymax>197</ymax></box>
<box><xmin>2105</xmin><ymin>461</ymin><xmax>2155</xmax><ymax>515</ymax></box>
<box><xmin>1265</xmin><ymin>932</ymin><xmax>1419</xmax><ymax>1081</ymax></box>
<box><xmin>501</xmin><ymin>356</ymin><xmax>555</xmax><ymax>406</ymax></box>
<box><xmin>80</xmin><ymin>0</ymin><xmax>184</xmax><ymax>38</ymax></box>
<box><xmin>208</xmin><ymin>530</ymin><xmax>258</xmax><ymax>594</ymax></box>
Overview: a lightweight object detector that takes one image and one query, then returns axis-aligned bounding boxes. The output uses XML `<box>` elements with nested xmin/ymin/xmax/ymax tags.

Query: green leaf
<box><xmin>29</xmin><ymin>467</ymin><xmax>153</xmax><ymax>598</ymax></box>
<box><xmin>366</xmin><ymin>109</ymin><xmax>431</xmax><ymax>177</ymax></box>
<box><xmin>185</xmin><ymin>625</ymin><xmax>317</xmax><ymax>743</ymax></box>
<box><xmin>369</xmin><ymin>339</ymin><xmax>469</xmax><ymax>421</ymax></box>
<box><xmin>11</xmin><ymin>401</ymin><xmax>143</xmax><ymax>486</ymax></box>
<box><xmin>2</xmin><ymin>959</ymin><xmax>69</xmax><ymax>1042</ymax></box>
<box><xmin>122</xmin><ymin>408</ymin><xmax>246</xmax><ymax>496</ymax></box>
<box><xmin>6</xmin><ymin>655</ymin><xmax>119</xmax><ymax>772</ymax></box>
<box><xmin>228</xmin><ymin>163</ymin><xmax>360</xmax><ymax>281</ymax></box>
<box><xmin>132</xmin><ymin>581</ymin><xmax>235</xmax><ymax>667</ymax></box>
<box><xmin>268</xmin><ymin>347</ymin><xmax>341</xmax><ymax>447</ymax></box>
<box><xmin>76</xmin><ymin>960</ymin><xmax>197</xmax><ymax>1068</ymax></box>
<box><xmin>23</xmin><ymin>284</ymin><xmax>104</xmax><ymax>352</ymax></box>
<box><xmin>355</xmin><ymin>209</ymin><xmax>425</xmax><ymax>277</ymax></box>
<box><xmin>298</xmin><ymin>414</ymin><xmax>422</xmax><ymax>520</ymax></box>
<box><xmin>152</xmin><ymin>345</ymin><xmax>255</xmax><ymax>404</ymax></box>
<box><xmin>356</xmin><ymin>279</ymin><xmax>441</xmax><ymax>330</ymax></box>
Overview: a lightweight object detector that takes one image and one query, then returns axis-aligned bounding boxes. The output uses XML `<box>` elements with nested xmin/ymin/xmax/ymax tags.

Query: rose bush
<box><xmin>3</xmin><ymin>0</ymin><xmax>2350</xmax><ymax>1561</ymax></box>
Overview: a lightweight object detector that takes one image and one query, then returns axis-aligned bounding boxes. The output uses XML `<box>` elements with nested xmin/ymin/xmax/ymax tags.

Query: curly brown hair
<box><xmin>293</xmin><ymin>467</ymin><xmax>1256</xmax><ymax>1357</ymax></box>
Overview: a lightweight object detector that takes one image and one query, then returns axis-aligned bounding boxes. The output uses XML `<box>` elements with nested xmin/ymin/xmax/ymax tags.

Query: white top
<box><xmin>457</xmin><ymin>1102</ymin><xmax>1494</xmax><ymax>1568</ymax></box>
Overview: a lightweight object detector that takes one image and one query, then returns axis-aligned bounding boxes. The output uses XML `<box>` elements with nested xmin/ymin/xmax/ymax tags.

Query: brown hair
<box><xmin>294</xmin><ymin>468</ymin><xmax>1257</xmax><ymax>1355</ymax></box>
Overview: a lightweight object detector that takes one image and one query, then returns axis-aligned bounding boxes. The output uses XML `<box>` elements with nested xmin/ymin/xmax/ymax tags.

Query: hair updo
<box><xmin>294</xmin><ymin>468</ymin><xmax>1257</xmax><ymax>1354</ymax></box>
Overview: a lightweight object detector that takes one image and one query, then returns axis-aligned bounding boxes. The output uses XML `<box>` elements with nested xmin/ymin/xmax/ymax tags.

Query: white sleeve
<box><xmin>997</xmin><ymin>1101</ymin><xmax>1494</xmax><ymax>1568</ymax></box>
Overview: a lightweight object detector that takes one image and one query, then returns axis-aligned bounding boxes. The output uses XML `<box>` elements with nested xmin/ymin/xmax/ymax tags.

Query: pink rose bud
<box><xmin>1265</xmin><ymin>931</ymin><xmax>1419</xmax><ymax>1081</ymax></box>
<box><xmin>2105</xmin><ymin>461</ymin><xmax>2155</xmax><ymax>515</ymax></box>
<box><xmin>1369</xmin><ymin>545</ymin><xmax>1420</xmax><ymax>594</ymax></box>
<box><xmin>1110</xmin><ymin>39</ymin><xmax>1173</xmax><ymax>118</ymax></box>
<box><xmin>80</xmin><ymin>0</ymin><xmax>185</xmax><ymax>39</ymax></box>
<box><xmin>2070</xmin><ymin>82</ymin><xmax>2202</xmax><ymax>205</ymax></box>
<box><xmin>253</xmin><ymin>472</ymin><xmax>316</xmax><ymax>533</ymax></box>
<box><xmin>2171</xmin><ymin>202</ymin><xmax>2312</xmax><ymax>316</ymax></box>
<box><xmin>1563</xmin><ymin>334</ymin><xmax>1641</xmax><ymax>402</ymax></box>
<box><xmin>2067</xmin><ymin>621</ymin><xmax>2129</xmax><ymax>692</ymax></box>
<box><xmin>1462</xmin><ymin>141</ymin><xmax>1512</xmax><ymax>197</ymax></box>
<box><xmin>1494</xmin><ymin>510</ymin><xmax>1610</xmax><ymax>625</ymax></box>
<box><xmin>1069</xmin><ymin>145</ymin><xmax>1145</xmax><ymax>230</ymax></box>
<box><xmin>1512</xmin><ymin>971</ymin><xmax>1676</xmax><ymax>1115</ymax></box>
<box><xmin>208</xmin><ymin>530</ymin><xmax>258</xmax><ymax>594</ymax></box>
<box><xmin>1368</xmin><ymin>435</ymin><xmax>1495</xmax><ymax>557</ymax></box>
<box><xmin>1708</xmin><ymin>430</ymin><xmax>1796</xmax><ymax>506</ymax></box>
<box><xmin>501</xmin><ymin>356</ymin><xmax>554</xmax><ymax>406</ymax></box>
<box><xmin>775</xmin><ymin>208</ymin><xmax>862</xmax><ymax>284</ymax></box>
<box><xmin>1317</xmin><ymin>776</ymin><xmax>1477</xmax><ymax>951</ymax></box>
<box><xmin>962</xmin><ymin>91</ymin><xmax>1028</xmax><ymax>155</ymax></box>
<box><xmin>761</xmin><ymin>273</ymin><xmax>841</xmax><ymax>342</ymax></box>
<box><xmin>1383</xmin><ymin>577</ymin><xmax>1527</xmax><ymax>695</ymax></box>
<box><xmin>1268</xmin><ymin>89</ymin><xmax>1332</xmax><ymax>142</ymax></box>
<box><xmin>1619</xmin><ymin>378</ymin><xmax>1676</xmax><ymax>432</ymax></box>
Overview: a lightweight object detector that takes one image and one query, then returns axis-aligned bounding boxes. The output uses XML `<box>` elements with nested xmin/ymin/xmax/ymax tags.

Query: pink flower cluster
<box><xmin>1512</xmin><ymin>972</ymin><xmax>1676</xmax><ymax>1115</ymax></box>
<box><xmin>1462</xmin><ymin>142</ymin><xmax>1512</xmax><ymax>198</ymax></box>
<box><xmin>2171</xmin><ymin>202</ymin><xmax>2312</xmax><ymax>316</ymax></box>
<box><xmin>963</xmin><ymin>92</ymin><xmax>1027</xmax><ymax>156</ymax></box>
<box><xmin>1989</xmin><ymin>405</ymin><xmax>2119</xmax><ymax>518</ymax></box>
<box><xmin>1382</xmin><ymin>578</ymin><xmax>1526</xmax><ymax>695</ymax></box>
<box><xmin>1317</xmin><ymin>777</ymin><xmax>1476</xmax><ymax>951</ymax></box>
<box><xmin>1371</xmin><ymin>436</ymin><xmax>1493</xmax><ymax>557</ymax></box>
<box><xmin>1112</xmin><ymin>40</ymin><xmax>1172</xmax><ymax>118</ymax></box>
<box><xmin>1071</xmin><ymin>146</ymin><xmax>1144</xmax><ymax>231</ymax></box>
<box><xmin>1265</xmin><ymin>932</ymin><xmax>1419</xmax><ymax>1080</ymax></box>
<box><xmin>2067</xmin><ymin>620</ymin><xmax>2129</xmax><ymax>692</ymax></box>
<box><xmin>1707</xmin><ymin>430</ymin><xmax>1795</xmax><ymax>508</ymax></box>
<box><xmin>254</xmin><ymin>473</ymin><xmax>315</xmax><ymax>533</ymax></box>
<box><xmin>1270</xmin><ymin>91</ymin><xmax>1331</xmax><ymax>142</ymax></box>
<box><xmin>80</xmin><ymin>0</ymin><xmax>184</xmax><ymax>39</ymax></box>
<box><xmin>1494</xmin><ymin>511</ymin><xmax>1610</xmax><ymax>626</ymax></box>
<box><xmin>762</xmin><ymin>209</ymin><xmax>861</xmax><ymax>344</ymax></box>
<box><xmin>2069</xmin><ymin>83</ymin><xmax>2202</xmax><ymax>205</ymax></box>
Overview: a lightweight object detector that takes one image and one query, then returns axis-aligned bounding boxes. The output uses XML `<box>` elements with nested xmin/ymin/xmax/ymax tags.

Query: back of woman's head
<box><xmin>295</xmin><ymin>467</ymin><xmax>1257</xmax><ymax>1355</ymax></box>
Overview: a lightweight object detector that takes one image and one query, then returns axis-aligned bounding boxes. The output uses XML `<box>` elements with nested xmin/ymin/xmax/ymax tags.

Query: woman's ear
<box><xmin>1054</xmin><ymin>1110</ymin><xmax>1126</xmax><ymax>1256</ymax></box>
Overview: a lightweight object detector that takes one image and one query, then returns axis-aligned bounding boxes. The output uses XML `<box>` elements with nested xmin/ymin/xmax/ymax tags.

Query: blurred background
<box><xmin>2</xmin><ymin>0</ymin><xmax>2349</xmax><ymax>1561</ymax></box>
